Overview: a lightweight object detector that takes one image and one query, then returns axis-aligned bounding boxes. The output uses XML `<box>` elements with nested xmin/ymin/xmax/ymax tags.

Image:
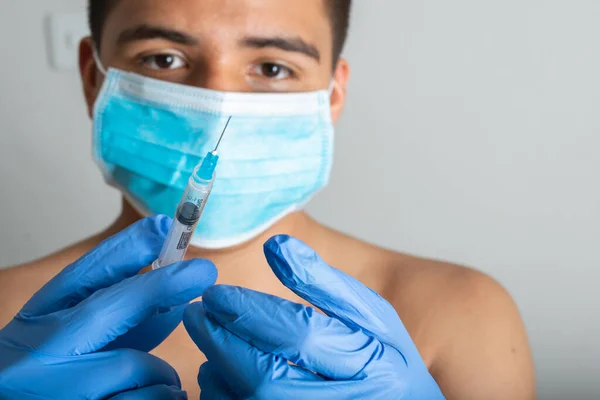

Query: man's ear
<box><xmin>79</xmin><ymin>36</ymin><xmax>102</xmax><ymax>119</ymax></box>
<box><xmin>329</xmin><ymin>58</ymin><xmax>350</xmax><ymax>123</ymax></box>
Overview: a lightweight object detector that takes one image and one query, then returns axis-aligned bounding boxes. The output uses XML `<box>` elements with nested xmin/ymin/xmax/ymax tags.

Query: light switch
<box><xmin>48</xmin><ymin>11</ymin><xmax>89</xmax><ymax>70</ymax></box>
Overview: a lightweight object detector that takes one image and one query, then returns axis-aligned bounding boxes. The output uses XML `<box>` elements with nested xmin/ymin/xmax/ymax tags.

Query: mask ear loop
<box><xmin>328</xmin><ymin>79</ymin><xmax>336</xmax><ymax>96</ymax></box>
<box><xmin>92</xmin><ymin>46</ymin><xmax>107</xmax><ymax>76</ymax></box>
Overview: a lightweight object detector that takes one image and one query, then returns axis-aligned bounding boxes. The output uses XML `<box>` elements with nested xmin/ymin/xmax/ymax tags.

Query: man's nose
<box><xmin>186</xmin><ymin>61</ymin><xmax>248</xmax><ymax>92</ymax></box>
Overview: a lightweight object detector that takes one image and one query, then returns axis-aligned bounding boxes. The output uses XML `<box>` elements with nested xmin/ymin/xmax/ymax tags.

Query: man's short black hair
<box><xmin>88</xmin><ymin>0</ymin><xmax>352</xmax><ymax>63</ymax></box>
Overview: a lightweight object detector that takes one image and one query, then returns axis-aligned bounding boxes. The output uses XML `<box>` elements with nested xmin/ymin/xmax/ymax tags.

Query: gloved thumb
<box><xmin>263</xmin><ymin>235</ymin><xmax>409</xmax><ymax>349</ymax></box>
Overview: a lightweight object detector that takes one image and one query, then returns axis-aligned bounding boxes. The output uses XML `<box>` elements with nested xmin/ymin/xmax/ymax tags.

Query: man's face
<box><xmin>80</xmin><ymin>0</ymin><xmax>349</xmax><ymax>120</ymax></box>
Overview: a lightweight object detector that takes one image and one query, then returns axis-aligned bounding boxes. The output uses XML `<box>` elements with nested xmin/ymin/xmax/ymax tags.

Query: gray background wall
<box><xmin>1</xmin><ymin>1</ymin><xmax>597</xmax><ymax>399</ymax></box>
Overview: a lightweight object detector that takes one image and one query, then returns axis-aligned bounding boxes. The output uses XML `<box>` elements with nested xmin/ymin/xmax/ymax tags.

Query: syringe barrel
<box><xmin>152</xmin><ymin>169</ymin><xmax>214</xmax><ymax>269</ymax></box>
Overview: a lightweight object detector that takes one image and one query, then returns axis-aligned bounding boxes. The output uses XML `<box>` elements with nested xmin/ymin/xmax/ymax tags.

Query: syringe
<box><xmin>152</xmin><ymin>117</ymin><xmax>232</xmax><ymax>269</ymax></box>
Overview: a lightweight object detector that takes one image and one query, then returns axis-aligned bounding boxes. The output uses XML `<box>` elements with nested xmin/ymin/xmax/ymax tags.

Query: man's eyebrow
<box><xmin>117</xmin><ymin>24</ymin><xmax>198</xmax><ymax>46</ymax></box>
<box><xmin>240</xmin><ymin>36</ymin><xmax>321</xmax><ymax>62</ymax></box>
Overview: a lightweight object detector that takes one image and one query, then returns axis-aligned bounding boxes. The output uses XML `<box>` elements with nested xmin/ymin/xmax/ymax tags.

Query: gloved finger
<box><xmin>183</xmin><ymin>302</ymin><xmax>320</xmax><ymax>398</ymax></box>
<box><xmin>7</xmin><ymin>349</ymin><xmax>181</xmax><ymax>399</ymax></box>
<box><xmin>264</xmin><ymin>235</ymin><xmax>410</xmax><ymax>349</ymax></box>
<box><xmin>196</xmin><ymin>355</ymin><xmax>398</xmax><ymax>400</ymax></box>
<box><xmin>20</xmin><ymin>216</ymin><xmax>171</xmax><ymax>318</ymax></box>
<box><xmin>203</xmin><ymin>285</ymin><xmax>382</xmax><ymax>380</ymax></box>
<box><xmin>183</xmin><ymin>302</ymin><xmax>265</xmax><ymax>394</ymax></box>
<box><xmin>109</xmin><ymin>385</ymin><xmax>187</xmax><ymax>400</ymax></box>
<box><xmin>198</xmin><ymin>362</ymin><xmax>236</xmax><ymax>400</ymax></box>
<box><xmin>54</xmin><ymin>258</ymin><xmax>217</xmax><ymax>355</ymax></box>
<box><xmin>101</xmin><ymin>304</ymin><xmax>186</xmax><ymax>353</ymax></box>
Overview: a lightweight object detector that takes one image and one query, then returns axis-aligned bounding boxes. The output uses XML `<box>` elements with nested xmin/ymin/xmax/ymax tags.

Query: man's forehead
<box><xmin>103</xmin><ymin>0</ymin><xmax>332</xmax><ymax>46</ymax></box>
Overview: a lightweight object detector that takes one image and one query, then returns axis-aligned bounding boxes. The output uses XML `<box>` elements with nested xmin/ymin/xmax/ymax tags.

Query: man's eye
<box><xmin>254</xmin><ymin>63</ymin><xmax>294</xmax><ymax>80</ymax></box>
<box><xmin>140</xmin><ymin>54</ymin><xmax>188</xmax><ymax>70</ymax></box>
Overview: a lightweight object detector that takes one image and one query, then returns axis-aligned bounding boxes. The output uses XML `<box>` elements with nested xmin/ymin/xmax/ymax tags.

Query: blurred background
<box><xmin>0</xmin><ymin>1</ymin><xmax>598</xmax><ymax>398</ymax></box>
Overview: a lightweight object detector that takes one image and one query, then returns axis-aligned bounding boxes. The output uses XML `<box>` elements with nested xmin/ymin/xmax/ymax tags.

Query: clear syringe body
<box><xmin>152</xmin><ymin>152</ymin><xmax>219</xmax><ymax>269</ymax></box>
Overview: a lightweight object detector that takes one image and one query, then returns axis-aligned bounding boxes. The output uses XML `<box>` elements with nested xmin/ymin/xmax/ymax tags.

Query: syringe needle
<box><xmin>213</xmin><ymin>116</ymin><xmax>232</xmax><ymax>154</ymax></box>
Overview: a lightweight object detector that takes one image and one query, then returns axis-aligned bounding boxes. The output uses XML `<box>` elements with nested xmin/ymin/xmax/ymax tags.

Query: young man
<box><xmin>0</xmin><ymin>0</ymin><xmax>535</xmax><ymax>398</ymax></box>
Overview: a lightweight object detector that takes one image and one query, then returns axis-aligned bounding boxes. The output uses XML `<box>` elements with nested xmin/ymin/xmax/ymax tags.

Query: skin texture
<box><xmin>0</xmin><ymin>0</ymin><xmax>535</xmax><ymax>399</ymax></box>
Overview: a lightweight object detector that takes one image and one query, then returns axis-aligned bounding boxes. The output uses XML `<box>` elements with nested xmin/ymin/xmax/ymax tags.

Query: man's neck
<box><xmin>115</xmin><ymin>198</ymin><xmax>327</xmax><ymax>291</ymax></box>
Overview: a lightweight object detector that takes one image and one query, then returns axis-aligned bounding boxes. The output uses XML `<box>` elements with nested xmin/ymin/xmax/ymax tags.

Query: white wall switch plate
<box><xmin>47</xmin><ymin>11</ymin><xmax>89</xmax><ymax>71</ymax></box>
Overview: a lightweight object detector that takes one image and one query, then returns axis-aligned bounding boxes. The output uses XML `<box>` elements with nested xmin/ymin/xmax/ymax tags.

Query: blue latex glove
<box><xmin>0</xmin><ymin>216</ymin><xmax>218</xmax><ymax>399</ymax></box>
<box><xmin>184</xmin><ymin>235</ymin><xmax>445</xmax><ymax>399</ymax></box>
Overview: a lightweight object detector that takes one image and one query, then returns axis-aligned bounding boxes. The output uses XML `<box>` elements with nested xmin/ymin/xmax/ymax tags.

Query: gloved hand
<box><xmin>184</xmin><ymin>235</ymin><xmax>445</xmax><ymax>399</ymax></box>
<box><xmin>0</xmin><ymin>216</ymin><xmax>217</xmax><ymax>399</ymax></box>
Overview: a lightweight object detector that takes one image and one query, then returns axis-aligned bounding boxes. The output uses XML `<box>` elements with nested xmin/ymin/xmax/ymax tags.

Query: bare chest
<box><xmin>151</xmin><ymin>325</ymin><xmax>207</xmax><ymax>398</ymax></box>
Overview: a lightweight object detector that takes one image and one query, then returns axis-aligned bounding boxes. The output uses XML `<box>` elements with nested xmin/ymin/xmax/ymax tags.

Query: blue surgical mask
<box><xmin>92</xmin><ymin>66</ymin><xmax>334</xmax><ymax>249</ymax></box>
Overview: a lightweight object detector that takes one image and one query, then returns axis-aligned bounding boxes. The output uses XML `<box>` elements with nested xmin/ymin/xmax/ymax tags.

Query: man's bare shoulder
<box><xmin>316</xmin><ymin>224</ymin><xmax>534</xmax><ymax>399</ymax></box>
<box><xmin>369</xmin><ymin>249</ymin><xmax>535</xmax><ymax>400</ymax></box>
<box><xmin>0</xmin><ymin>235</ymin><xmax>102</xmax><ymax>327</ymax></box>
